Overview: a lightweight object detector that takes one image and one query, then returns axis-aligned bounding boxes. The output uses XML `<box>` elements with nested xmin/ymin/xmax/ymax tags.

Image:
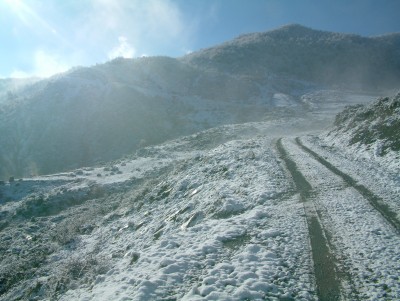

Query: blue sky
<box><xmin>1</xmin><ymin>0</ymin><xmax>399</xmax><ymax>78</ymax></box>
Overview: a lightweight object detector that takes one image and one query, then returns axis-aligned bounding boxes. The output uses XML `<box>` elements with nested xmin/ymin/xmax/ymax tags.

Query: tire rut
<box><xmin>295</xmin><ymin>137</ymin><xmax>400</xmax><ymax>234</ymax></box>
<box><xmin>276</xmin><ymin>138</ymin><xmax>342</xmax><ymax>301</ymax></box>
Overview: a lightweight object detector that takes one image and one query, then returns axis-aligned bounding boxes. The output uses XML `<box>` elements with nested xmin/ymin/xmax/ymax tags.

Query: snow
<box><xmin>60</xmin><ymin>193</ymin><xmax>313</xmax><ymax>301</ymax></box>
<box><xmin>272</xmin><ymin>93</ymin><xmax>297</xmax><ymax>107</ymax></box>
<box><xmin>1</xmin><ymin>121</ymin><xmax>399</xmax><ymax>300</ymax></box>
<box><xmin>0</xmin><ymin>123</ymin><xmax>317</xmax><ymax>300</ymax></box>
<box><xmin>323</xmin><ymin>130</ymin><xmax>400</xmax><ymax>172</ymax></box>
<box><xmin>301</xmin><ymin>135</ymin><xmax>400</xmax><ymax>221</ymax></box>
<box><xmin>281</xmin><ymin>137</ymin><xmax>400</xmax><ymax>300</ymax></box>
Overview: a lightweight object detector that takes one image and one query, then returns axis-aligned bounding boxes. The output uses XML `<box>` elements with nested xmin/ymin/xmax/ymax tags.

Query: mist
<box><xmin>1</xmin><ymin>25</ymin><xmax>399</xmax><ymax>179</ymax></box>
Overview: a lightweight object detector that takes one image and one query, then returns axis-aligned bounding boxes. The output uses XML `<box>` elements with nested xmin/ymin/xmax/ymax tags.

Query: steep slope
<box><xmin>182</xmin><ymin>24</ymin><xmax>400</xmax><ymax>90</ymax></box>
<box><xmin>0</xmin><ymin>57</ymin><xmax>275</xmax><ymax>179</ymax></box>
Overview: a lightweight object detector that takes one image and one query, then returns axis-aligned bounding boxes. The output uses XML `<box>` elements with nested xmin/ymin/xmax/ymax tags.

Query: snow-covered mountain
<box><xmin>182</xmin><ymin>24</ymin><xmax>400</xmax><ymax>91</ymax></box>
<box><xmin>0</xmin><ymin>24</ymin><xmax>397</xmax><ymax>180</ymax></box>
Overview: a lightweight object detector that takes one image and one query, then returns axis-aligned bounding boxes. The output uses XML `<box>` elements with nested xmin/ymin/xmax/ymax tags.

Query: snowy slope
<box><xmin>323</xmin><ymin>92</ymin><xmax>400</xmax><ymax>171</ymax></box>
<box><xmin>1</xmin><ymin>120</ymin><xmax>399</xmax><ymax>300</ymax></box>
<box><xmin>0</xmin><ymin>122</ymin><xmax>313</xmax><ymax>300</ymax></box>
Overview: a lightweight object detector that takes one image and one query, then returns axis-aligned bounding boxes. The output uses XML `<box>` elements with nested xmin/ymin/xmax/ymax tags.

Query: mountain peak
<box><xmin>274</xmin><ymin>23</ymin><xmax>313</xmax><ymax>33</ymax></box>
<box><xmin>232</xmin><ymin>24</ymin><xmax>316</xmax><ymax>42</ymax></box>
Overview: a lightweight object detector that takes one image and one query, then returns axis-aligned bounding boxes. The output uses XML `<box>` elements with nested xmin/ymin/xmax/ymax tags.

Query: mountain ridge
<box><xmin>182</xmin><ymin>24</ymin><xmax>400</xmax><ymax>90</ymax></box>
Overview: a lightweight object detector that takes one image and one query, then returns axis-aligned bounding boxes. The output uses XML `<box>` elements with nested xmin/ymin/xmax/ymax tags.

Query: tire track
<box><xmin>295</xmin><ymin>137</ymin><xmax>400</xmax><ymax>234</ymax></box>
<box><xmin>277</xmin><ymin>138</ymin><xmax>342</xmax><ymax>301</ymax></box>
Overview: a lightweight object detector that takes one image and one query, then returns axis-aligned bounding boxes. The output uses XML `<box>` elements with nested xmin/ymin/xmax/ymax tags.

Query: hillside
<box><xmin>0</xmin><ymin>24</ymin><xmax>398</xmax><ymax>179</ymax></box>
<box><xmin>0</xmin><ymin>57</ymin><xmax>274</xmax><ymax>179</ymax></box>
<box><xmin>324</xmin><ymin>92</ymin><xmax>400</xmax><ymax>171</ymax></box>
<box><xmin>0</xmin><ymin>78</ymin><xmax>41</xmax><ymax>104</ymax></box>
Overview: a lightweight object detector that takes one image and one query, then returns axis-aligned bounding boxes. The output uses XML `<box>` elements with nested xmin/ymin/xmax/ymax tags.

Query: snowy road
<box><xmin>279</xmin><ymin>137</ymin><xmax>400</xmax><ymax>300</ymax></box>
<box><xmin>296</xmin><ymin>137</ymin><xmax>400</xmax><ymax>233</ymax></box>
<box><xmin>277</xmin><ymin>138</ymin><xmax>341</xmax><ymax>301</ymax></box>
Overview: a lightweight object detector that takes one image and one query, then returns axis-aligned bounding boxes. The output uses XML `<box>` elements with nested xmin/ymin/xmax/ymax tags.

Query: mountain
<box><xmin>0</xmin><ymin>57</ymin><xmax>272</xmax><ymax>179</ymax></box>
<box><xmin>0</xmin><ymin>25</ymin><xmax>398</xmax><ymax>179</ymax></box>
<box><xmin>182</xmin><ymin>24</ymin><xmax>400</xmax><ymax>90</ymax></box>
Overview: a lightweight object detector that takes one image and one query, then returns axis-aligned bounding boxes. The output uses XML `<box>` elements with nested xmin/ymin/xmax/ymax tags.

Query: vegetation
<box><xmin>333</xmin><ymin>92</ymin><xmax>400</xmax><ymax>154</ymax></box>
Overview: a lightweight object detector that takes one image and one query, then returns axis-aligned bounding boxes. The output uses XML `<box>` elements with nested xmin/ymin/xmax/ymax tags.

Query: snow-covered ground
<box><xmin>301</xmin><ymin>135</ymin><xmax>400</xmax><ymax>222</ymax></box>
<box><xmin>281</xmin><ymin>137</ymin><xmax>400</xmax><ymax>300</ymax></box>
<box><xmin>1</xmin><ymin>120</ymin><xmax>399</xmax><ymax>301</ymax></box>
<box><xmin>0</xmin><ymin>122</ymin><xmax>313</xmax><ymax>300</ymax></box>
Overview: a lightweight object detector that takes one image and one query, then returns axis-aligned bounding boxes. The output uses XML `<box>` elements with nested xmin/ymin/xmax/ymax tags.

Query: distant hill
<box><xmin>1</xmin><ymin>25</ymin><xmax>399</xmax><ymax>179</ymax></box>
<box><xmin>0</xmin><ymin>57</ymin><xmax>269</xmax><ymax>179</ymax></box>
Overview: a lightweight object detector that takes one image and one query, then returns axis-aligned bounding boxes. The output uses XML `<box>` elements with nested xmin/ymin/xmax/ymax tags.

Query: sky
<box><xmin>1</xmin><ymin>0</ymin><xmax>400</xmax><ymax>78</ymax></box>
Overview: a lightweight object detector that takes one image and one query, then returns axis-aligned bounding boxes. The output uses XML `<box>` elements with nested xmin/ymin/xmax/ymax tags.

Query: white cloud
<box><xmin>10</xmin><ymin>50</ymin><xmax>69</xmax><ymax>78</ymax></box>
<box><xmin>108</xmin><ymin>36</ymin><xmax>135</xmax><ymax>59</ymax></box>
<box><xmin>76</xmin><ymin>0</ymin><xmax>193</xmax><ymax>58</ymax></box>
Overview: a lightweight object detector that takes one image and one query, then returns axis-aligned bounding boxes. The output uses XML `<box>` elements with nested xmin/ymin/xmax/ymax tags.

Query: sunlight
<box><xmin>5</xmin><ymin>0</ymin><xmax>29</xmax><ymax>20</ymax></box>
<box><xmin>4</xmin><ymin>0</ymin><xmax>23</xmax><ymax>7</ymax></box>
<box><xmin>4</xmin><ymin>0</ymin><xmax>58</xmax><ymax>35</ymax></box>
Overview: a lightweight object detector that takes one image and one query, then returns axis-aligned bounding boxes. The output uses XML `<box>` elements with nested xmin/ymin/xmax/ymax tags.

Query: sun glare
<box><xmin>5</xmin><ymin>0</ymin><xmax>23</xmax><ymax>10</ymax></box>
<box><xmin>5</xmin><ymin>0</ymin><xmax>34</xmax><ymax>25</ymax></box>
<box><xmin>4</xmin><ymin>0</ymin><xmax>63</xmax><ymax>39</ymax></box>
